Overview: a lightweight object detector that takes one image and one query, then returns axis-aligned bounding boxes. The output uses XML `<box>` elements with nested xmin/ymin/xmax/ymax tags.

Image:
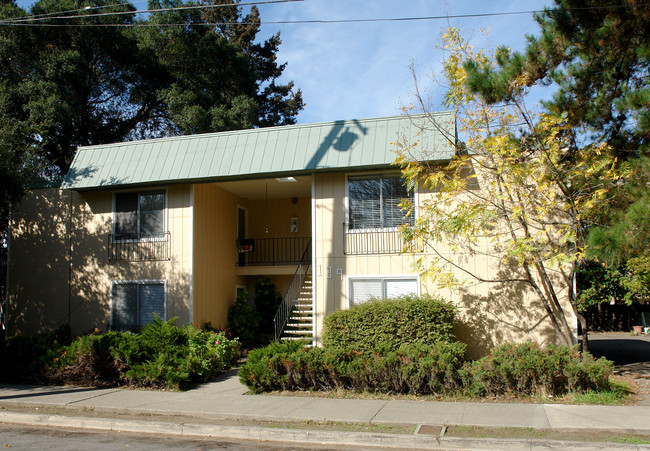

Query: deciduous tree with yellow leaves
<box><xmin>396</xmin><ymin>28</ymin><xmax>626</xmax><ymax>352</ymax></box>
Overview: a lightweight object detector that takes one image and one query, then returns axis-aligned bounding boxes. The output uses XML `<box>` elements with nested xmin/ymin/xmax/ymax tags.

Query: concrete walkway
<box><xmin>1</xmin><ymin>367</ymin><xmax>650</xmax><ymax>449</ymax></box>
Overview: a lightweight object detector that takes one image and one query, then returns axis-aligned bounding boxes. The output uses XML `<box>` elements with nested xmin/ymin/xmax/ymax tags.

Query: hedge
<box><xmin>322</xmin><ymin>294</ymin><xmax>456</xmax><ymax>351</ymax></box>
<box><xmin>239</xmin><ymin>340</ymin><xmax>467</xmax><ymax>395</ymax></box>
<box><xmin>240</xmin><ymin>341</ymin><xmax>614</xmax><ymax>397</ymax></box>
<box><xmin>458</xmin><ymin>343</ymin><xmax>613</xmax><ymax>397</ymax></box>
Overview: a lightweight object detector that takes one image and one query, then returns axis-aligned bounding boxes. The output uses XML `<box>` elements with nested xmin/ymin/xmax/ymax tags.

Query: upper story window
<box><xmin>348</xmin><ymin>175</ymin><xmax>414</xmax><ymax>230</ymax></box>
<box><xmin>114</xmin><ymin>189</ymin><xmax>165</xmax><ymax>240</ymax></box>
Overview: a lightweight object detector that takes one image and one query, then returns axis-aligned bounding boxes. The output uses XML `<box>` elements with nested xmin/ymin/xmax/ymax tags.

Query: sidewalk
<box><xmin>2</xmin><ymin>367</ymin><xmax>650</xmax><ymax>449</ymax></box>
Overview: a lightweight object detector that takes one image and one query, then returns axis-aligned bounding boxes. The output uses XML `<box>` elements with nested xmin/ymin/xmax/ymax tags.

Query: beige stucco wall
<box><xmin>312</xmin><ymin>171</ymin><xmax>576</xmax><ymax>358</ymax></box>
<box><xmin>192</xmin><ymin>183</ymin><xmax>245</xmax><ymax>329</ymax></box>
<box><xmin>245</xmin><ymin>197</ymin><xmax>311</xmax><ymax>239</ymax></box>
<box><xmin>8</xmin><ymin>185</ymin><xmax>193</xmax><ymax>336</ymax></box>
<box><xmin>313</xmin><ymin>172</ymin><xmax>420</xmax><ymax>341</ymax></box>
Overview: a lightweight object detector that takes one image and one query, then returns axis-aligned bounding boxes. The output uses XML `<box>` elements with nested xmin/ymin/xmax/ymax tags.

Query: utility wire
<box><xmin>2</xmin><ymin>0</ymin><xmax>148</xmax><ymax>23</ymax></box>
<box><xmin>10</xmin><ymin>2</ymin><xmax>134</xmax><ymax>22</ymax></box>
<box><xmin>1</xmin><ymin>2</ymin><xmax>647</xmax><ymax>27</ymax></box>
<box><xmin>0</xmin><ymin>0</ymin><xmax>302</xmax><ymax>24</ymax></box>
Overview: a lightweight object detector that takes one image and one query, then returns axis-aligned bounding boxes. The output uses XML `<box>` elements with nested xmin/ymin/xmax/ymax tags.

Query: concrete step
<box><xmin>284</xmin><ymin>329</ymin><xmax>312</xmax><ymax>335</ymax></box>
<box><xmin>281</xmin><ymin>336</ymin><xmax>313</xmax><ymax>343</ymax></box>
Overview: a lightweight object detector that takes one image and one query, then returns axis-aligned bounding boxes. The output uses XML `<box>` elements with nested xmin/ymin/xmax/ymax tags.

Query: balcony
<box><xmin>237</xmin><ymin>236</ymin><xmax>311</xmax><ymax>266</ymax></box>
<box><xmin>108</xmin><ymin>232</ymin><xmax>171</xmax><ymax>262</ymax></box>
<box><xmin>343</xmin><ymin>223</ymin><xmax>420</xmax><ymax>255</ymax></box>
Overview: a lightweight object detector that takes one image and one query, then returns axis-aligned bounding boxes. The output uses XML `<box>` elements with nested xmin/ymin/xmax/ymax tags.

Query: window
<box><xmin>114</xmin><ymin>190</ymin><xmax>165</xmax><ymax>240</ymax></box>
<box><xmin>349</xmin><ymin>277</ymin><xmax>418</xmax><ymax>306</ymax></box>
<box><xmin>110</xmin><ymin>281</ymin><xmax>165</xmax><ymax>330</ymax></box>
<box><xmin>348</xmin><ymin>175</ymin><xmax>413</xmax><ymax>230</ymax></box>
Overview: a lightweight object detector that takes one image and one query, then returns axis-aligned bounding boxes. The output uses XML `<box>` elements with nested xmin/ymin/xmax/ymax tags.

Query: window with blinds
<box><xmin>111</xmin><ymin>281</ymin><xmax>165</xmax><ymax>330</ymax></box>
<box><xmin>114</xmin><ymin>190</ymin><xmax>165</xmax><ymax>240</ymax></box>
<box><xmin>348</xmin><ymin>175</ymin><xmax>413</xmax><ymax>230</ymax></box>
<box><xmin>349</xmin><ymin>277</ymin><xmax>418</xmax><ymax>306</ymax></box>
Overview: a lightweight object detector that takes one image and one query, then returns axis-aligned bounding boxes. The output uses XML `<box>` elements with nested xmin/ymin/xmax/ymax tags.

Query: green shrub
<box><xmin>51</xmin><ymin>317</ymin><xmax>239</xmax><ymax>390</ymax></box>
<box><xmin>52</xmin><ymin>331</ymin><xmax>132</xmax><ymax>386</ymax></box>
<box><xmin>322</xmin><ymin>294</ymin><xmax>457</xmax><ymax>351</ymax></box>
<box><xmin>458</xmin><ymin>343</ymin><xmax>614</xmax><ymax>397</ymax></box>
<box><xmin>239</xmin><ymin>340</ymin><xmax>466</xmax><ymax>395</ymax></box>
<box><xmin>239</xmin><ymin>339</ymin><xmax>310</xmax><ymax>393</ymax></box>
<box><xmin>254</xmin><ymin>277</ymin><xmax>283</xmax><ymax>343</ymax></box>
<box><xmin>241</xmin><ymin>340</ymin><xmax>615</xmax><ymax>399</ymax></box>
<box><xmin>0</xmin><ymin>325</ymin><xmax>72</xmax><ymax>384</ymax></box>
<box><xmin>226</xmin><ymin>278</ymin><xmax>283</xmax><ymax>348</ymax></box>
<box><xmin>227</xmin><ymin>290</ymin><xmax>260</xmax><ymax>348</ymax></box>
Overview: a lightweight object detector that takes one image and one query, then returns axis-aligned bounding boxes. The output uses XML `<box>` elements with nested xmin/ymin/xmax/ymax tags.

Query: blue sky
<box><xmin>255</xmin><ymin>0</ymin><xmax>554</xmax><ymax>123</ymax></box>
<box><xmin>15</xmin><ymin>0</ymin><xmax>554</xmax><ymax>124</ymax></box>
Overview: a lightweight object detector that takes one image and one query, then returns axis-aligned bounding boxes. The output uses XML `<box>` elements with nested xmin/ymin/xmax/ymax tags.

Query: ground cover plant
<box><xmin>240</xmin><ymin>295</ymin><xmax>625</xmax><ymax>402</ymax></box>
<box><xmin>0</xmin><ymin>317</ymin><xmax>239</xmax><ymax>391</ymax></box>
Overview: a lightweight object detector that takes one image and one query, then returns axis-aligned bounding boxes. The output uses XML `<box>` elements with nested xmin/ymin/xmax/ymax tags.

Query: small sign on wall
<box><xmin>290</xmin><ymin>217</ymin><xmax>298</xmax><ymax>233</ymax></box>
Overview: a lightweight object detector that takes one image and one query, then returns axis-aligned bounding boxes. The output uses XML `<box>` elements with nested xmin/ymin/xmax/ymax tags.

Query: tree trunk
<box><xmin>578</xmin><ymin>312</ymin><xmax>589</xmax><ymax>359</ymax></box>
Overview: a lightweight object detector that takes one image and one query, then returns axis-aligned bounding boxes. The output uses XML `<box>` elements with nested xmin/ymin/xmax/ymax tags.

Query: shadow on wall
<box><xmin>9</xmin><ymin>188</ymin><xmax>190</xmax><ymax>336</ymax></box>
<box><xmin>453</xmin><ymin>262</ymin><xmax>561</xmax><ymax>359</ymax></box>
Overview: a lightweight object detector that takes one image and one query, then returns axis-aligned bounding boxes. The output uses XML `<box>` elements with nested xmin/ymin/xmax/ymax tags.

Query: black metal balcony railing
<box><xmin>343</xmin><ymin>223</ymin><xmax>420</xmax><ymax>255</ymax></box>
<box><xmin>108</xmin><ymin>232</ymin><xmax>171</xmax><ymax>261</ymax></box>
<box><xmin>237</xmin><ymin>236</ymin><xmax>311</xmax><ymax>266</ymax></box>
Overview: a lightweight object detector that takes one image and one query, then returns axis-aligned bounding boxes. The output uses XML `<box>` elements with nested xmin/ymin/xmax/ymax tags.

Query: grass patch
<box><xmin>555</xmin><ymin>377</ymin><xmax>633</xmax><ymax>405</ymax></box>
<box><xmin>265</xmin><ymin>420</ymin><xmax>415</xmax><ymax>435</ymax></box>
<box><xmin>445</xmin><ymin>425</ymin><xmax>650</xmax><ymax>444</ymax></box>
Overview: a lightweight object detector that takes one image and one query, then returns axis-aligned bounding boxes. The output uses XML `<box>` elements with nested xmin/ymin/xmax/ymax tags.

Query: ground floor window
<box><xmin>348</xmin><ymin>277</ymin><xmax>418</xmax><ymax>307</ymax></box>
<box><xmin>110</xmin><ymin>280</ymin><xmax>166</xmax><ymax>330</ymax></box>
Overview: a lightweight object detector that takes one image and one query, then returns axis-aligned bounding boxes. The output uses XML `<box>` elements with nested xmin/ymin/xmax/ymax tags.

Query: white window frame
<box><xmin>345</xmin><ymin>172</ymin><xmax>417</xmax><ymax>233</ymax></box>
<box><xmin>109</xmin><ymin>279</ymin><xmax>167</xmax><ymax>329</ymax></box>
<box><xmin>347</xmin><ymin>275</ymin><xmax>420</xmax><ymax>308</ymax></box>
<box><xmin>112</xmin><ymin>187</ymin><xmax>168</xmax><ymax>243</ymax></box>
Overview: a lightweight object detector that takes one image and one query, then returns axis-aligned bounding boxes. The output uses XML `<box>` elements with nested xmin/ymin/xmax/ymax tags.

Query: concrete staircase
<box><xmin>279</xmin><ymin>274</ymin><xmax>313</xmax><ymax>342</ymax></box>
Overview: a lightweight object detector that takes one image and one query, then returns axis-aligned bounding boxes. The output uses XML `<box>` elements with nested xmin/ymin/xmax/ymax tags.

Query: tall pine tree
<box><xmin>463</xmin><ymin>0</ymin><xmax>649</xmax><ymax>270</ymax></box>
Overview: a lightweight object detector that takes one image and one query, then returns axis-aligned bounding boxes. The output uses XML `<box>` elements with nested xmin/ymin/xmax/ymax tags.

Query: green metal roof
<box><xmin>61</xmin><ymin>112</ymin><xmax>456</xmax><ymax>190</ymax></box>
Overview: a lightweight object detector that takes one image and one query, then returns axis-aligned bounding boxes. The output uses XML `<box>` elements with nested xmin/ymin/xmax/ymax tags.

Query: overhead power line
<box><xmin>10</xmin><ymin>2</ymin><xmax>133</xmax><ymax>22</ymax></box>
<box><xmin>1</xmin><ymin>2</ymin><xmax>647</xmax><ymax>27</ymax></box>
<box><xmin>0</xmin><ymin>0</ymin><xmax>302</xmax><ymax>24</ymax></box>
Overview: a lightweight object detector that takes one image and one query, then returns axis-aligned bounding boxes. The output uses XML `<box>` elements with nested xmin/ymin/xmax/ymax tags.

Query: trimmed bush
<box><xmin>322</xmin><ymin>294</ymin><xmax>456</xmax><ymax>351</ymax></box>
<box><xmin>240</xmin><ymin>340</ymin><xmax>615</xmax><ymax>398</ymax></box>
<box><xmin>239</xmin><ymin>339</ymin><xmax>310</xmax><ymax>393</ymax></box>
<box><xmin>239</xmin><ymin>340</ymin><xmax>467</xmax><ymax>395</ymax></box>
<box><xmin>458</xmin><ymin>343</ymin><xmax>614</xmax><ymax>397</ymax></box>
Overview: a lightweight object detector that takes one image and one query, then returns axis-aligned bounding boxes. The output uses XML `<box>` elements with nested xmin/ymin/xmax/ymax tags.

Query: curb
<box><xmin>0</xmin><ymin>411</ymin><xmax>437</xmax><ymax>449</ymax></box>
<box><xmin>2</xmin><ymin>412</ymin><xmax>649</xmax><ymax>450</ymax></box>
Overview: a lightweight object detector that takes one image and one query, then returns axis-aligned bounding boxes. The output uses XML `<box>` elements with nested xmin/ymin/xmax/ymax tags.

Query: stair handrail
<box><xmin>273</xmin><ymin>239</ymin><xmax>312</xmax><ymax>341</ymax></box>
